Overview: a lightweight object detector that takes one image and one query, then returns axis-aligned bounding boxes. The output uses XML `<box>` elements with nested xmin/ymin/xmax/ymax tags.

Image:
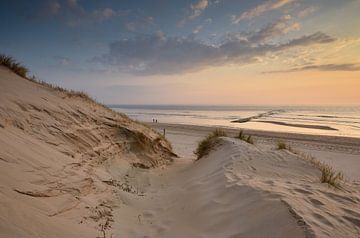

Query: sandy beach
<box><xmin>151</xmin><ymin>123</ymin><xmax>360</xmax><ymax>181</ymax></box>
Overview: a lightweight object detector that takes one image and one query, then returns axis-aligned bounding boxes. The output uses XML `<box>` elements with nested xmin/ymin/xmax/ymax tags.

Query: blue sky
<box><xmin>1</xmin><ymin>0</ymin><xmax>360</xmax><ymax>104</ymax></box>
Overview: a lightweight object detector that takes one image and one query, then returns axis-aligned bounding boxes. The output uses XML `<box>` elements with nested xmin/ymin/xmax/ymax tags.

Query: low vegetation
<box><xmin>0</xmin><ymin>54</ymin><xmax>28</xmax><ymax>78</ymax></box>
<box><xmin>277</xmin><ymin>141</ymin><xmax>289</xmax><ymax>150</ymax></box>
<box><xmin>235</xmin><ymin>130</ymin><xmax>254</xmax><ymax>144</ymax></box>
<box><xmin>277</xmin><ymin>141</ymin><xmax>344</xmax><ymax>188</ymax></box>
<box><xmin>195</xmin><ymin>129</ymin><xmax>227</xmax><ymax>160</ymax></box>
<box><xmin>246</xmin><ymin>135</ymin><xmax>253</xmax><ymax>144</ymax></box>
<box><xmin>0</xmin><ymin>54</ymin><xmax>96</xmax><ymax>101</ymax></box>
<box><xmin>1</xmin><ymin>54</ymin><xmax>106</xmax><ymax>106</ymax></box>
<box><xmin>32</xmin><ymin>77</ymin><xmax>95</xmax><ymax>101</ymax></box>
<box><xmin>319</xmin><ymin>163</ymin><xmax>344</xmax><ymax>187</ymax></box>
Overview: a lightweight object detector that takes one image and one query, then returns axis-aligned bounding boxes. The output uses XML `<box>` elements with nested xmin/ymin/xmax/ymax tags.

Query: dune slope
<box><xmin>0</xmin><ymin>66</ymin><xmax>174</xmax><ymax>237</ymax></box>
<box><xmin>111</xmin><ymin>137</ymin><xmax>360</xmax><ymax>238</ymax></box>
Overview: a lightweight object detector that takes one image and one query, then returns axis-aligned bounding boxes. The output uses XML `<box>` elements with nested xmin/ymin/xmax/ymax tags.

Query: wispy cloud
<box><xmin>232</xmin><ymin>0</ymin><xmax>294</xmax><ymax>24</ymax></box>
<box><xmin>32</xmin><ymin>0</ymin><xmax>128</xmax><ymax>25</ymax></box>
<box><xmin>178</xmin><ymin>0</ymin><xmax>209</xmax><ymax>26</ymax></box>
<box><xmin>189</xmin><ymin>0</ymin><xmax>209</xmax><ymax>19</ymax></box>
<box><xmin>125</xmin><ymin>16</ymin><xmax>154</xmax><ymax>32</ymax></box>
<box><xmin>93</xmin><ymin>25</ymin><xmax>335</xmax><ymax>75</ymax></box>
<box><xmin>263</xmin><ymin>63</ymin><xmax>360</xmax><ymax>73</ymax></box>
<box><xmin>297</xmin><ymin>6</ymin><xmax>317</xmax><ymax>18</ymax></box>
<box><xmin>243</xmin><ymin>15</ymin><xmax>300</xmax><ymax>43</ymax></box>
<box><xmin>192</xmin><ymin>25</ymin><xmax>203</xmax><ymax>34</ymax></box>
<box><xmin>91</xmin><ymin>8</ymin><xmax>128</xmax><ymax>22</ymax></box>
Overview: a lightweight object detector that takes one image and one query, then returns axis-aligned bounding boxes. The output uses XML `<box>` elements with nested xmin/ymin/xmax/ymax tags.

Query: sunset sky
<box><xmin>1</xmin><ymin>0</ymin><xmax>360</xmax><ymax>105</ymax></box>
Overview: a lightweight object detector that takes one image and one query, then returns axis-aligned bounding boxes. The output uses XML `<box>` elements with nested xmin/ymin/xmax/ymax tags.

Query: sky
<box><xmin>1</xmin><ymin>0</ymin><xmax>360</xmax><ymax>105</ymax></box>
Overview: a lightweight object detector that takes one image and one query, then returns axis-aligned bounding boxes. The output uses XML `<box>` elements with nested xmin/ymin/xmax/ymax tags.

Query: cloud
<box><xmin>297</xmin><ymin>6</ymin><xmax>317</xmax><ymax>18</ymax></box>
<box><xmin>93</xmin><ymin>27</ymin><xmax>336</xmax><ymax>75</ymax></box>
<box><xmin>178</xmin><ymin>0</ymin><xmax>209</xmax><ymax>26</ymax></box>
<box><xmin>280</xmin><ymin>31</ymin><xmax>335</xmax><ymax>47</ymax></box>
<box><xmin>232</xmin><ymin>0</ymin><xmax>294</xmax><ymax>24</ymax></box>
<box><xmin>125</xmin><ymin>16</ymin><xmax>154</xmax><ymax>32</ymax></box>
<box><xmin>263</xmin><ymin>63</ymin><xmax>360</xmax><ymax>73</ymax></box>
<box><xmin>32</xmin><ymin>0</ymin><xmax>127</xmax><ymax>25</ymax></box>
<box><xmin>190</xmin><ymin>0</ymin><xmax>209</xmax><ymax>19</ymax></box>
<box><xmin>193</xmin><ymin>25</ymin><xmax>203</xmax><ymax>34</ymax></box>
<box><xmin>91</xmin><ymin>8</ymin><xmax>129</xmax><ymax>22</ymax></box>
<box><xmin>245</xmin><ymin>15</ymin><xmax>300</xmax><ymax>43</ymax></box>
<box><xmin>205</xmin><ymin>18</ymin><xmax>212</xmax><ymax>24</ymax></box>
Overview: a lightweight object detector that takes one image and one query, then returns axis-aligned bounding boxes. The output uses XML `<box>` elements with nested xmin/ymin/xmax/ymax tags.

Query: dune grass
<box><xmin>0</xmin><ymin>54</ymin><xmax>95</xmax><ymax>101</ymax></box>
<box><xmin>0</xmin><ymin>54</ymin><xmax>28</xmax><ymax>78</ymax></box>
<box><xmin>0</xmin><ymin>54</ymin><xmax>135</xmax><ymax>125</ymax></box>
<box><xmin>277</xmin><ymin>141</ymin><xmax>289</xmax><ymax>150</ymax></box>
<box><xmin>246</xmin><ymin>135</ymin><xmax>254</xmax><ymax>144</ymax></box>
<box><xmin>195</xmin><ymin>129</ymin><xmax>227</xmax><ymax>160</ymax></box>
<box><xmin>28</xmin><ymin>76</ymin><xmax>95</xmax><ymax>100</ymax></box>
<box><xmin>302</xmin><ymin>154</ymin><xmax>344</xmax><ymax>188</ymax></box>
<box><xmin>236</xmin><ymin>130</ymin><xmax>245</xmax><ymax>140</ymax></box>
<box><xmin>235</xmin><ymin>130</ymin><xmax>254</xmax><ymax>144</ymax></box>
<box><xmin>277</xmin><ymin>141</ymin><xmax>344</xmax><ymax>188</ymax></box>
<box><xmin>319</xmin><ymin>164</ymin><xmax>344</xmax><ymax>187</ymax></box>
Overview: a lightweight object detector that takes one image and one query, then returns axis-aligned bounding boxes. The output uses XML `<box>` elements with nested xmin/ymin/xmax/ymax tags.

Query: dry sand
<box><xmin>0</xmin><ymin>66</ymin><xmax>173</xmax><ymax>237</ymax></box>
<box><xmin>1</xmin><ymin>66</ymin><xmax>360</xmax><ymax>238</ymax></box>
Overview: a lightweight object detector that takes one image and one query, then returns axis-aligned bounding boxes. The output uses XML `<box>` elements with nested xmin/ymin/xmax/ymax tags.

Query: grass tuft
<box><xmin>236</xmin><ymin>130</ymin><xmax>245</xmax><ymax>140</ymax></box>
<box><xmin>320</xmin><ymin>164</ymin><xmax>344</xmax><ymax>187</ymax></box>
<box><xmin>277</xmin><ymin>141</ymin><xmax>288</xmax><ymax>150</ymax></box>
<box><xmin>235</xmin><ymin>130</ymin><xmax>254</xmax><ymax>144</ymax></box>
<box><xmin>212</xmin><ymin>128</ymin><xmax>227</xmax><ymax>137</ymax></box>
<box><xmin>277</xmin><ymin>141</ymin><xmax>344</xmax><ymax>188</ymax></box>
<box><xmin>246</xmin><ymin>135</ymin><xmax>254</xmax><ymax>144</ymax></box>
<box><xmin>195</xmin><ymin>129</ymin><xmax>226</xmax><ymax>160</ymax></box>
<box><xmin>0</xmin><ymin>54</ymin><xmax>28</xmax><ymax>78</ymax></box>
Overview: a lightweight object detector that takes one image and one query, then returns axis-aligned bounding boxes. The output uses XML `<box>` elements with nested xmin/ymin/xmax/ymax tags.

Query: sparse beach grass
<box><xmin>0</xmin><ymin>54</ymin><xmax>97</xmax><ymax>102</ymax></box>
<box><xmin>0</xmin><ymin>54</ymin><xmax>28</xmax><ymax>78</ymax></box>
<box><xmin>195</xmin><ymin>129</ymin><xmax>227</xmax><ymax>160</ymax></box>
<box><xmin>235</xmin><ymin>130</ymin><xmax>254</xmax><ymax>144</ymax></box>
<box><xmin>277</xmin><ymin>141</ymin><xmax>288</xmax><ymax>150</ymax></box>
<box><xmin>277</xmin><ymin>141</ymin><xmax>344</xmax><ymax>188</ymax></box>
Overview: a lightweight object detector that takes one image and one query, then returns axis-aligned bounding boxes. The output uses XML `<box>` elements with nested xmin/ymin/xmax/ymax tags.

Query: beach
<box><xmin>112</xmin><ymin>105</ymin><xmax>360</xmax><ymax>138</ymax></box>
<box><xmin>151</xmin><ymin>122</ymin><xmax>360</xmax><ymax>181</ymax></box>
<box><xmin>1</xmin><ymin>66</ymin><xmax>360</xmax><ymax>237</ymax></box>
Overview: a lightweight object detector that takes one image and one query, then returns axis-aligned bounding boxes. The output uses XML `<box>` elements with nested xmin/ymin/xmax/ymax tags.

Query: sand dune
<box><xmin>108</xmin><ymin>136</ymin><xmax>360</xmax><ymax>237</ymax></box>
<box><xmin>0</xmin><ymin>66</ymin><xmax>173</xmax><ymax>237</ymax></box>
<box><xmin>1</xmin><ymin>65</ymin><xmax>360</xmax><ymax>237</ymax></box>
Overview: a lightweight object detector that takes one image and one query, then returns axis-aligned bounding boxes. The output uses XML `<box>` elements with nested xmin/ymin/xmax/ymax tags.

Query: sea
<box><xmin>110</xmin><ymin>105</ymin><xmax>360</xmax><ymax>138</ymax></box>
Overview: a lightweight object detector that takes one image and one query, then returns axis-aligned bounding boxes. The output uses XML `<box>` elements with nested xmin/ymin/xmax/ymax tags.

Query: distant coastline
<box><xmin>111</xmin><ymin>104</ymin><xmax>360</xmax><ymax>138</ymax></box>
